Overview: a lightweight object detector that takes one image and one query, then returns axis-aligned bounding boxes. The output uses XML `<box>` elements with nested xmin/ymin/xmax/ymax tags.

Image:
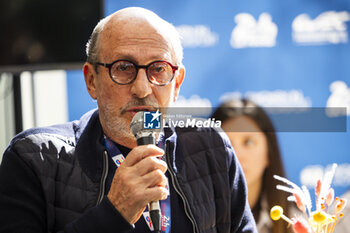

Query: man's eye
<box><xmin>117</xmin><ymin>64</ymin><xmax>133</xmax><ymax>71</ymax></box>
<box><xmin>152</xmin><ymin>66</ymin><xmax>165</xmax><ymax>73</ymax></box>
<box><xmin>150</xmin><ymin>63</ymin><xmax>169</xmax><ymax>73</ymax></box>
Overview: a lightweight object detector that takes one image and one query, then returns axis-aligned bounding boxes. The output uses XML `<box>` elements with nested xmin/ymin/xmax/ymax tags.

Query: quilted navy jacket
<box><xmin>0</xmin><ymin>109</ymin><xmax>257</xmax><ymax>233</ymax></box>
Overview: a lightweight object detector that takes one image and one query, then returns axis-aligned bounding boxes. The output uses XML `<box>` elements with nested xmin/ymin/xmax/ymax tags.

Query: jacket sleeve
<box><xmin>0</xmin><ymin>148</ymin><xmax>47</xmax><ymax>233</ymax></box>
<box><xmin>221</xmin><ymin>133</ymin><xmax>258</xmax><ymax>233</ymax></box>
<box><xmin>0</xmin><ymin>146</ymin><xmax>133</xmax><ymax>233</ymax></box>
<box><xmin>62</xmin><ymin>197</ymin><xmax>133</xmax><ymax>233</ymax></box>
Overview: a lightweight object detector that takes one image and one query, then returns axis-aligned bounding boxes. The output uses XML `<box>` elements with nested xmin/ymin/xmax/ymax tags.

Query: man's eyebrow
<box><xmin>110</xmin><ymin>54</ymin><xmax>171</xmax><ymax>64</ymax></box>
<box><xmin>109</xmin><ymin>53</ymin><xmax>136</xmax><ymax>62</ymax></box>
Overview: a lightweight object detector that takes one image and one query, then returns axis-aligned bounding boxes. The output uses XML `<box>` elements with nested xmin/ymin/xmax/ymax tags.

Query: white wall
<box><xmin>32</xmin><ymin>70</ymin><xmax>68</xmax><ymax>128</ymax></box>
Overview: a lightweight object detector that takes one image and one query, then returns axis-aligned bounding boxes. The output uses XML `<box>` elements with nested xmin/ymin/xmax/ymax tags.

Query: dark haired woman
<box><xmin>211</xmin><ymin>99</ymin><xmax>293</xmax><ymax>233</ymax></box>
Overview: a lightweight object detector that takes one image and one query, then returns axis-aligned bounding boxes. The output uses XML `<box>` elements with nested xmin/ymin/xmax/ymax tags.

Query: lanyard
<box><xmin>104</xmin><ymin>136</ymin><xmax>171</xmax><ymax>233</ymax></box>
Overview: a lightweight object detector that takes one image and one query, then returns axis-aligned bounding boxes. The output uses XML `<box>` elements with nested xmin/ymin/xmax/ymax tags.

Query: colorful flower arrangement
<box><xmin>270</xmin><ymin>163</ymin><xmax>347</xmax><ymax>233</ymax></box>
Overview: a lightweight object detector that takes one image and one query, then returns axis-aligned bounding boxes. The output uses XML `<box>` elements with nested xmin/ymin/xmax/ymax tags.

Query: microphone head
<box><xmin>130</xmin><ymin>111</ymin><xmax>144</xmax><ymax>138</ymax></box>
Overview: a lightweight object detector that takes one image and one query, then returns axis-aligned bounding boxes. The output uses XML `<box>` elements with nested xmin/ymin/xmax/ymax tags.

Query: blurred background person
<box><xmin>211</xmin><ymin>98</ymin><xmax>293</xmax><ymax>233</ymax></box>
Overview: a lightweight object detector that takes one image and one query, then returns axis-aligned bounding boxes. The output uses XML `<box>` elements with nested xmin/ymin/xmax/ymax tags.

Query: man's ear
<box><xmin>173</xmin><ymin>66</ymin><xmax>185</xmax><ymax>102</ymax></box>
<box><xmin>83</xmin><ymin>62</ymin><xmax>98</xmax><ymax>100</ymax></box>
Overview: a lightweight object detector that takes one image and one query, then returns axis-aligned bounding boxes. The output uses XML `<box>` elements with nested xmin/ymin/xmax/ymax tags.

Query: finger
<box><xmin>123</xmin><ymin>145</ymin><xmax>164</xmax><ymax>167</ymax></box>
<box><xmin>141</xmin><ymin>169</ymin><xmax>168</xmax><ymax>189</ymax></box>
<box><xmin>146</xmin><ymin>186</ymin><xmax>169</xmax><ymax>202</ymax></box>
<box><xmin>134</xmin><ymin>156</ymin><xmax>167</xmax><ymax>176</ymax></box>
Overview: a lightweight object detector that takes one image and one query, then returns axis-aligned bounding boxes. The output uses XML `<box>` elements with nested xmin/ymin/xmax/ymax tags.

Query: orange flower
<box><xmin>293</xmin><ymin>192</ymin><xmax>306</xmax><ymax>213</ymax></box>
<box><xmin>315</xmin><ymin>179</ymin><xmax>322</xmax><ymax>197</ymax></box>
<box><xmin>292</xmin><ymin>218</ymin><xmax>311</xmax><ymax>233</ymax></box>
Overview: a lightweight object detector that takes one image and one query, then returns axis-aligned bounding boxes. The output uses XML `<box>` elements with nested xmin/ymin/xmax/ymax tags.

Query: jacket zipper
<box><xmin>165</xmin><ymin>142</ymin><xmax>199</xmax><ymax>233</ymax></box>
<box><xmin>96</xmin><ymin>150</ymin><xmax>109</xmax><ymax>205</ymax></box>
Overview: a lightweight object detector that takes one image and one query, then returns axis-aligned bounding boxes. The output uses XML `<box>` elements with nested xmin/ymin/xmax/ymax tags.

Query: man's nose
<box><xmin>130</xmin><ymin>68</ymin><xmax>153</xmax><ymax>99</ymax></box>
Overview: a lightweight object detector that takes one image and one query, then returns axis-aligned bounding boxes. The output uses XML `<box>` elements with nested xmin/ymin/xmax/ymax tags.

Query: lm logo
<box><xmin>143</xmin><ymin>110</ymin><xmax>161</xmax><ymax>129</ymax></box>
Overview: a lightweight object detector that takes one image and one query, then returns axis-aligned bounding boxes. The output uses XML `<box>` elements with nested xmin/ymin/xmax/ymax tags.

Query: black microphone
<box><xmin>130</xmin><ymin>111</ymin><xmax>161</xmax><ymax>232</ymax></box>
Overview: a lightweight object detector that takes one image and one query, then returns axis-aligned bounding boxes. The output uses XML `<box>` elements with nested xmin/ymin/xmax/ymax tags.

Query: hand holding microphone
<box><xmin>130</xmin><ymin>111</ymin><xmax>163</xmax><ymax>232</ymax></box>
<box><xmin>107</xmin><ymin>111</ymin><xmax>167</xmax><ymax>231</ymax></box>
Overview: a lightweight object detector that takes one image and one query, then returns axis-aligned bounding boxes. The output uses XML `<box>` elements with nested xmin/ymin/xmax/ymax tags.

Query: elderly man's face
<box><xmin>84</xmin><ymin>17</ymin><xmax>184</xmax><ymax>148</ymax></box>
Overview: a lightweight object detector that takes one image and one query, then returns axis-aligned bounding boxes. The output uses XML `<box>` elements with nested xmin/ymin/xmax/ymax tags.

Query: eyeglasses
<box><xmin>96</xmin><ymin>59</ymin><xmax>179</xmax><ymax>86</ymax></box>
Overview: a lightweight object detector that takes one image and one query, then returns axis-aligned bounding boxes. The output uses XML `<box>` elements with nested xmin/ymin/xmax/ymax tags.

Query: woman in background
<box><xmin>211</xmin><ymin>99</ymin><xmax>293</xmax><ymax>233</ymax></box>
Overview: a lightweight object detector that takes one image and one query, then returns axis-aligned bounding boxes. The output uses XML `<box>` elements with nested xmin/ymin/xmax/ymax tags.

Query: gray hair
<box><xmin>85</xmin><ymin>8</ymin><xmax>183</xmax><ymax>71</ymax></box>
<box><xmin>86</xmin><ymin>15</ymin><xmax>111</xmax><ymax>71</ymax></box>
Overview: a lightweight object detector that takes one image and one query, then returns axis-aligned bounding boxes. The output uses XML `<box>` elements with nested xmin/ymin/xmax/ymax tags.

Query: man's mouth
<box><xmin>126</xmin><ymin>106</ymin><xmax>157</xmax><ymax>116</ymax></box>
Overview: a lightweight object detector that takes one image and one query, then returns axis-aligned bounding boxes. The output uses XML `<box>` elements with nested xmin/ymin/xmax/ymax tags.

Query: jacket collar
<box><xmin>164</xmin><ymin>126</ymin><xmax>180</xmax><ymax>173</ymax></box>
<box><xmin>75</xmin><ymin>109</ymin><xmax>106</xmax><ymax>182</ymax></box>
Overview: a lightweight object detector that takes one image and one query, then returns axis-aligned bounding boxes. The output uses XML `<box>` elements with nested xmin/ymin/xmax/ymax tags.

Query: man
<box><xmin>0</xmin><ymin>7</ymin><xmax>257</xmax><ymax>233</ymax></box>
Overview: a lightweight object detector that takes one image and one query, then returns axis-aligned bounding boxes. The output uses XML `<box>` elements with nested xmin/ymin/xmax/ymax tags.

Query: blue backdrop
<box><xmin>67</xmin><ymin>0</ymin><xmax>350</xmax><ymax>197</ymax></box>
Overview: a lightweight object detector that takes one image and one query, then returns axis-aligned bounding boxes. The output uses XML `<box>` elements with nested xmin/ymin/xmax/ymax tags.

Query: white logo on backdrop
<box><xmin>220</xmin><ymin>89</ymin><xmax>312</xmax><ymax>107</ymax></box>
<box><xmin>176</xmin><ymin>25</ymin><xmax>219</xmax><ymax>48</ymax></box>
<box><xmin>300</xmin><ymin>163</ymin><xmax>350</xmax><ymax>188</ymax></box>
<box><xmin>171</xmin><ymin>95</ymin><xmax>212</xmax><ymax>117</ymax></box>
<box><xmin>292</xmin><ymin>11</ymin><xmax>350</xmax><ymax>45</ymax></box>
<box><xmin>230</xmin><ymin>13</ymin><xmax>278</xmax><ymax>48</ymax></box>
<box><xmin>326</xmin><ymin>80</ymin><xmax>350</xmax><ymax>116</ymax></box>
<box><xmin>173</xmin><ymin>95</ymin><xmax>212</xmax><ymax>108</ymax></box>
